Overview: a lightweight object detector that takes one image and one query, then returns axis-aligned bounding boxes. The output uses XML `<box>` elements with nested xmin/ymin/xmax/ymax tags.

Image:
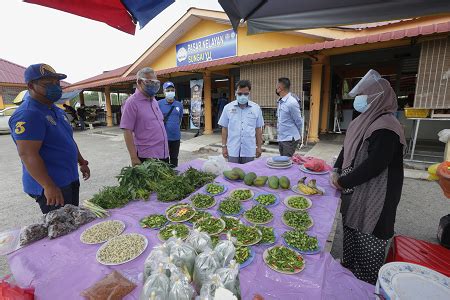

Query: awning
<box><xmin>24</xmin><ymin>0</ymin><xmax>175</xmax><ymax>35</ymax></box>
<box><xmin>218</xmin><ymin>0</ymin><xmax>450</xmax><ymax>34</ymax></box>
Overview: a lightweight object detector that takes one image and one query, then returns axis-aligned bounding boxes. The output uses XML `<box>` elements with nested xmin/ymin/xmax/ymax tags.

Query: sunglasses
<box><xmin>236</xmin><ymin>92</ymin><xmax>250</xmax><ymax>96</ymax></box>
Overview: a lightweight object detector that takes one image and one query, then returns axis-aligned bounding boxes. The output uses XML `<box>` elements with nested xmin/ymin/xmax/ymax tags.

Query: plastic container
<box><xmin>437</xmin><ymin>161</ymin><xmax>450</xmax><ymax>198</ymax></box>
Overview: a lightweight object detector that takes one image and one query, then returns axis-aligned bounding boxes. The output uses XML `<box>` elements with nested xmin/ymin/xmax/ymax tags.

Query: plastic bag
<box><xmin>0</xmin><ymin>275</ymin><xmax>34</xmax><ymax>300</ymax></box>
<box><xmin>202</xmin><ymin>156</ymin><xmax>229</xmax><ymax>175</ymax></box>
<box><xmin>193</xmin><ymin>248</ymin><xmax>221</xmax><ymax>289</ymax></box>
<box><xmin>438</xmin><ymin>129</ymin><xmax>450</xmax><ymax>143</ymax></box>
<box><xmin>186</xmin><ymin>229</ymin><xmax>212</xmax><ymax>254</ymax></box>
<box><xmin>0</xmin><ymin>229</ymin><xmax>21</xmax><ymax>255</ymax></box>
<box><xmin>80</xmin><ymin>271</ymin><xmax>136</xmax><ymax>300</ymax></box>
<box><xmin>216</xmin><ymin>261</ymin><xmax>241</xmax><ymax>298</ymax></box>
<box><xmin>428</xmin><ymin>163</ymin><xmax>441</xmax><ymax>181</ymax></box>
<box><xmin>170</xmin><ymin>239</ymin><xmax>197</xmax><ymax>279</ymax></box>
<box><xmin>19</xmin><ymin>223</ymin><xmax>48</xmax><ymax>246</ymax></box>
<box><xmin>199</xmin><ymin>274</ymin><xmax>224</xmax><ymax>300</ymax></box>
<box><xmin>214</xmin><ymin>239</ymin><xmax>236</xmax><ymax>267</ymax></box>
<box><xmin>144</xmin><ymin>247</ymin><xmax>170</xmax><ymax>282</ymax></box>
<box><xmin>140</xmin><ymin>266</ymin><xmax>170</xmax><ymax>300</ymax></box>
<box><xmin>168</xmin><ymin>275</ymin><xmax>196</xmax><ymax>300</ymax></box>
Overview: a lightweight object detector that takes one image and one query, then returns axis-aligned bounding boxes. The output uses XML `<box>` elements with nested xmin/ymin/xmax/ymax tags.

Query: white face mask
<box><xmin>165</xmin><ymin>91</ymin><xmax>175</xmax><ymax>100</ymax></box>
<box><xmin>353</xmin><ymin>95</ymin><xmax>369</xmax><ymax>113</ymax></box>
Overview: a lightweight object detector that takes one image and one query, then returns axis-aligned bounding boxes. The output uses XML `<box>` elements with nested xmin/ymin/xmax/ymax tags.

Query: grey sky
<box><xmin>0</xmin><ymin>0</ymin><xmax>223</xmax><ymax>83</ymax></box>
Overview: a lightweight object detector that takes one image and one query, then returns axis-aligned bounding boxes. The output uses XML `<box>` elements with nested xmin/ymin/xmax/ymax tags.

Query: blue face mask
<box><xmin>43</xmin><ymin>84</ymin><xmax>62</xmax><ymax>102</ymax></box>
<box><xmin>165</xmin><ymin>91</ymin><xmax>175</xmax><ymax>100</ymax></box>
<box><xmin>236</xmin><ymin>94</ymin><xmax>249</xmax><ymax>105</ymax></box>
<box><xmin>144</xmin><ymin>84</ymin><xmax>160</xmax><ymax>97</ymax></box>
<box><xmin>353</xmin><ymin>95</ymin><xmax>369</xmax><ymax>113</ymax></box>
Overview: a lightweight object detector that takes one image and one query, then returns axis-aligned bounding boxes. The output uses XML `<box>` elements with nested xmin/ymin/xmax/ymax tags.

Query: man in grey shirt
<box><xmin>276</xmin><ymin>77</ymin><xmax>302</xmax><ymax>157</ymax></box>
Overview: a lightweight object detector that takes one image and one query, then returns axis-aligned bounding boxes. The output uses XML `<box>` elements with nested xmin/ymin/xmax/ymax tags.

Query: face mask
<box><xmin>236</xmin><ymin>94</ymin><xmax>249</xmax><ymax>105</ymax></box>
<box><xmin>165</xmin><ymin>91</ymin><xmax>175</xmax><ymax>100</ymax></box>
<box><xmin>353</xmin><ymin>95</ymin><xmax>369</xmax><ymax>113</ymax></box>
<box><xmin>39</xmin><ymin>83</ymin><xmax>62</xmax><ymax>102</ymax></box>
<box><xmin>143</xmin><ymin>83</ymin><xmax>160</xmax><ymax>97</ymax></box>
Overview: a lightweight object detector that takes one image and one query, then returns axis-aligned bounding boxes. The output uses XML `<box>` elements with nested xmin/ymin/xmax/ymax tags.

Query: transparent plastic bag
<box><xmin>438</xmin><ymin>129</ymin><xmax>450</xmax><ymax>143</ymax></box>
<box><xmin>80</xmin><ymin>271</ymin><xmax>136</xmax><ymax>300</ymax></box>
<box><xmin>166</xmin><ymin>236</ymin><xmax>184</xmax><ymax>251</ymax></box>
<box><xmin>193</xmin><ymin>248</ymin><xmax>221</xmax><ymax>289</ymax></box>
<box><xmin>140</xmin><ymin>266</ymin><xmax>170</xmax><ymax>300</ymax></box>
<box><xmin>214</xmin><ymin>239</ymin><xmax>236</xmax><ymax>267</ymax></box>
<box><xmin>170</xmin><ymin>240</ymin><xmax>197</xmax><ymax>279</ymax></box>
<box><xmin>168</xmin><ymin>275</ymin><xmax>196</xmax><ymax>300</ymax></box>
<box><xmin>144</xmin><ymin>246</ymin><xmax>170</xmax><ymax>282</ymax></box>
<box><xmin>199</xmin><ymin>274</ymin><xmax>223</xmax><ymax>300</ymax></box>
<box><xmin>186</xmin><ymin>229</ymin><xmax>212</xmax><ymax>254</ymax></box>
<box><xmin>202</xmin><ymin>156</ymin><xmax>229</xmax><ymax>175</ymax></box>
<box><xmin>216</xmin><ymin>261</ymin><xmax>241</xmax><ymax>298</ymax></box>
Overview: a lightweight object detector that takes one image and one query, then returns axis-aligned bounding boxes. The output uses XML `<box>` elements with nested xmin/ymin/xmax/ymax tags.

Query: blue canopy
<box><xmin>122</xmin><ymin>0</ymin><xmax>175</xmax><ymax>29</ymax></box>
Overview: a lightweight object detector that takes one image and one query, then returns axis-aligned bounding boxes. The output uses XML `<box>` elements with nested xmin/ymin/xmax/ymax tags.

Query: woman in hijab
<box><xmin>332</xmin><ymin>69</ymin><xmax>406</xmax><ymax>284</ymax></box>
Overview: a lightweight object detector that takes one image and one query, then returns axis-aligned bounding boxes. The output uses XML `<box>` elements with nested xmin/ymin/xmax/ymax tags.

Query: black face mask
<box><xmin>275</xmin><ymin>89</ymin><xmax>280</xmax><ymax>97</ymax></box>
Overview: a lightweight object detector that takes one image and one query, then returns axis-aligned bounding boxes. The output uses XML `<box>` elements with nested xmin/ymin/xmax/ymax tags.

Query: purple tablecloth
<box><xmin>8</xmin><ymin>158</ymin><xmax>375</xmax><ymax>299</ymax></box>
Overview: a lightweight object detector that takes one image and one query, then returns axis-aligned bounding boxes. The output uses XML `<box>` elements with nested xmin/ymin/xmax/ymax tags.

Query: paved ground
<box><xmin>1</xmin><ymin>128</ymin><xmax>449</xmax><ymax>277</ymax></box>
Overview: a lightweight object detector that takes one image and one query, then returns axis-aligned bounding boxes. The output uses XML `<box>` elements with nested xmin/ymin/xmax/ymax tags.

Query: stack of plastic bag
<box><xmin>168</xmin><ymin>275</ymin><xmax>196</xmax><ymax>300</ymax></box>
<box><xmin>193</xmin><ymin>248</ymin><xmax>221</xmax><ymax>289</ymax></box>
<box><xmin>140</xmin><ymin>266</ymin><xmax>170</xmax><ymax>300</ymax></box>
<box><xmin>214</xmin><ymin>239</ymin><xmax>236</xmax><ymax>267</ymax></box>
<box><xmin>199</xmin><ymin>274</ymin><xmax>224</xmax><ymax>300</ymax></box>
<box><xmin>216</xmin><ymin>261</ymin><xmax>241</xmax><ymax>299</ymax></box>
<box><xmin>186</xmin><ymin>229</ymin><xmax>212</xmax><ymax>254</ymax></box>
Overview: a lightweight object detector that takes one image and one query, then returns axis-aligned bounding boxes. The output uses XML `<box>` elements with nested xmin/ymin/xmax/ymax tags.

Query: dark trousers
<box><xmin>278</xmin><ymin>139</ymin><xmax>300</xmax><ymax>157</ymax></box>
<box><xmin>168</xmin><ymin>140</ymin><xmax>181</xmax><ymax>167</ymax></box>
<box><xmin>139</xmin><ymin>157</ymin><xmax>170</xmax><ymax>164</ymax></box>
<box><xmin>29</xmin><ymin>180</ymin><xmax>80</xmax><ymax>214</ymax></box>
<box><xmin>228</xmin><ymin>156</ymin><xmax>254</xmax><ymax>164</ymax></box>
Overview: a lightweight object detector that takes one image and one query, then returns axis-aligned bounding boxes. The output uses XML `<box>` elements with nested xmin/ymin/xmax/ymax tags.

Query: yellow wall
<box><xmin>152</xmin><ymin>20</ymin><xmax>323</xmax><ymax>71</ymax></box>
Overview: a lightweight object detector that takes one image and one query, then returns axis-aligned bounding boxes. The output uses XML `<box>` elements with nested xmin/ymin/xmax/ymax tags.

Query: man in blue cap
<box><xmin>9</xmin><ymin>64</ymin><xmax>90</xmax><ymax>214</ymax></box>
<box><xmin>158</xmin><ymin>81</ymin><xmax>183</xmax><ymax>167</ymax></box>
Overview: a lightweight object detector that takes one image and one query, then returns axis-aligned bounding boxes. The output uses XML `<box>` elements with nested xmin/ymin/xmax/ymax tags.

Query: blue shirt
<box><xmin>158</xmin><ymin>98</ymin><xmax>183</xmax><ymax>141</ymax></box>
<box><xmin>9</xmin><ymin>96</ymin><xmax>79</xmax><ymax>195</ymax></box>
<box><xmin>277</xmin><ymin>93</ymin><xmax>302</xmax><ymax>142</ymax></box>
<box><xmin>218</xmin><ymin>100</ymin><xmax>264</xmax><ymax>157</ymax></box>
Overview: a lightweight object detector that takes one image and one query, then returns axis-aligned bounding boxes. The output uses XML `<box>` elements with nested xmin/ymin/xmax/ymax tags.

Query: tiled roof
<box><xmin>0</xmin><ymin>58</ymin><xmax>27</xmax><ymax>85</ymax></box>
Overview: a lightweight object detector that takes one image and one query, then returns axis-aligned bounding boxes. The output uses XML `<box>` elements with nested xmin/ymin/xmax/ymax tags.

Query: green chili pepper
<box><xmin>283</xmin><ymin>210</ymin><xmax>313</xmax><ymax>230</ymax></box>
<box><xmin>265</xmin><ymin>246</ymin><xmax>304</xmax><ymax>272</ymax></box>
<box><xmin>244</xmin><ymin>205</ymin><xmax>273</xmax><ymax>224</ymax></box>
<box><xmin>283</xmin><ymin>229</ymin><xmax>319</xmax><ymax>252</ymax></box>
<box><xmin>257</xmin><ymin>226</ymin><xmax>276</xmax><ymax>244</ymax></box>
<box><xmin>230</xmin><ymin>225</ymin><xmax>261</xmax><ymax>246</ymax></box>
<box><xmin>235</xmin><ymin>246</ymin><xmax>251</xmax><ymax>264</ymax></box>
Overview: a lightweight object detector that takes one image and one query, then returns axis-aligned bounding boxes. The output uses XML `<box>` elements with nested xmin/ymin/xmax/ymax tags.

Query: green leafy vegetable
<box><xmin>190</xmin><ymin>211</ymin><xmax>213</xmax><ymax>223</ymax></box>
<box><xmin>205</xmin><ymin>183</ymin><xmax>225</xmax><ymax>195</ymax></box>
<box><xmin>283</xmin><ymin>210</ymin><xmax>313</xmax><ymax>230</ymax></box>
<box><xmin>230</xmin><ymin>189</ymin><xmax>253</xmax><ymax>201</ymax></box>
<box><xmin>235</xmin><ymin>246</ymin><xmax>251</xmax><ymax>264</ymax></box>
<box><xmin>244</xmin><ymin>205</ymin><xmax>273</xmax><ymax>224</ymax></box>
<box><xmin>287</xmin><ymin>196</ymin><xmax>310</xmax><ymax>210</ymax></box>
<box><xmin>254</xmin><ymin>194</ymin><xmax>277</xmax><ymax>206</ymax></box>
<box><xmin>257</xmin><ymin>226</ymin><xmax>276</xmax><ymax>244</ymax></box>
<box><xmin>140</xmin><ymin>214</ymin><xmax>168</xmax><ymax>229</ymax></box>
<box><xmin>221</xmin><ymin>216</ymin><xmax>241</xmax><ymax>231</ymax></box>
<box><xmin>159</xmin><ymin>224</ymin><xmax>190</xmax><ymax>240</ymax></box>
<box><xmin>218</xmin><ymin>197</ymin><xmax>242</xmax><ymax>215</ymax></box>
<box><xmin>230</xmin><ymin>225</ymin><xmax>261</xmax><ymax>246</ymax></box>
<box><xmin>166</xmin><ymin>205</ymin><xmax>196</xmax><ymax>222</ymax></box>
<box><xmin>283</xmin><ymin>230</ymin><xmax>319</xmax><ymax>252</ymax></box>
<box><xmin>265</xmin><ymin>246</ymin><xmax>304</xmax><ymax>273</ymax></box>
<box><xmin>90</xmin><ymin>186</ymin><xmax>132</xmax><ymax>209</ymax></box>
<box><xmin>194</xmin><ymin>217</ymin><xmax>225</xmax><ymax>235</ymax></box>
<box><xmin>191</xmin><ymin>193</ymin><xmax>215</xmax><ymax>209</ymax></box>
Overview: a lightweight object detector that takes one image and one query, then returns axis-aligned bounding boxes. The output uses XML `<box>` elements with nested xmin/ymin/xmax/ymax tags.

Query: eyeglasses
<box><xmin>139</xmin><ymin>78</ymin><xmax>160</xmax><ymax>85</ymax></box>
<box><xmin>236</xmin><ymin>92</ymin><xmax>250</xmax><ymax>96</ymax></box>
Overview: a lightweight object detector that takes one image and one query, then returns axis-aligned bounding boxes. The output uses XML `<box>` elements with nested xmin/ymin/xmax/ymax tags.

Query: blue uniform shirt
<box><xmin>158</xmin><ymin>98</ymin><xmax>183</xmax><ymax>141</ymax></box>
<box><xmin>277</xmin><ymin>93</ymin><xmax>303</xmax><ymax>142</ymax></box>
<box><xmin>218</xmin><ymin>100</ymin><xmax>264</xmax><ymax>157</ymax></box>
<box><xmin>9</xmin><ymin>95</ymin><xmax>79</xmax><ymax>195</ymax></box>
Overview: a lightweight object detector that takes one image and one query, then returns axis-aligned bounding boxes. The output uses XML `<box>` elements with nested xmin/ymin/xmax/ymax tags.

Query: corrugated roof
<box><xmin>70</xmin><ymin>64</ymin><xmax>131</xmax><ymax>86</ymax></box>
<box><xmin>64</xmin><ymin>20</ymin><xmax>450</xmax><ymax>91</ymax></box>
<box><xmin>0</xmin><ymin>58</ymin><xmax>70</xmax><ymax>86</ymax></box>
<box><xmin>0</xmin><ymin>58</ymin><xmax>27</xmax><ymax>85</ymax></box>
<box><xmin>337</xmin><ymin>19</ymin><xmax>413</xmax><ymax>30</ymax></box>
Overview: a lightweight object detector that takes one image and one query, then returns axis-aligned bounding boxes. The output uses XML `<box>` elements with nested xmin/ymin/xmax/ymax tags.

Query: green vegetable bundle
<box><xmin>90</xmin><ymin>186</ymin><xmax>132</xmax><ymax>209</ymax></box>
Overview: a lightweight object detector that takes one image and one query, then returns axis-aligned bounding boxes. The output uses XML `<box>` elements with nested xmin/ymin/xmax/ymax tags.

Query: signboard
<box><xmin>190</xmin><ymin>79</ymin><xmax>203</xmax><ymax>130</ymax></box>
<box><xmin>176</xmin><ymin>29</ymin><xmax>237</xmax><ymax>67</ymax></box>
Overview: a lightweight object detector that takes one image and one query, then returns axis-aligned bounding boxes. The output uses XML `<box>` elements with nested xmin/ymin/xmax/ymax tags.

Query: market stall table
<box><xmin>8</xmin><ymin>159</ymin><xmax>375</xmax><ymax>299</ymax></box>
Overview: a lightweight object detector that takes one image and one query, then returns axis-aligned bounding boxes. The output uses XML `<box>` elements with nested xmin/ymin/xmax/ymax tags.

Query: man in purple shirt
<box><xmin>120</xmin><ymin>67</ymin><xmax>169</xmax><ymax>166</ymax></box>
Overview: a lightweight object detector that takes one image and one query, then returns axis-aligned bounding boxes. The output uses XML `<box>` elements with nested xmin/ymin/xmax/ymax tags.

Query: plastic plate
<box><xmin>282</xmin><ymin>237</ymin><xmax>322</xmax><ymax>255</ymax></box>
<box><xmin>96</xmin><ymin>233</ymin><xmax>148</xmax><ymax>266</ymax></box>
<box><xmin>299</xmin><ymin>165</ymin><xmax>330</xmax><ymax>175</ymax></box>
<box><xmin>203</xmin><ymin>183</ymin><xmax>228</xmax><ymax>196</ymax></box>
<box><xmin>80</xmin><ymin>220</ymin><xmax>126</xmax><ymax>245</ymax></box>
<box><xmin>229</xmin><ymin>188</ymin><xmax>255</xmax><ymax>201</ymax></box>
<box><xmin>253</xmin><ymin>192</ymin><xmax>280</xmax><ymax>208</ymax></box>
<box><xmin>239</xmin><ymin>247</ymin><xmax>256</xmax><ymax>269</ymax></box>
<box><xmin>283</xmin><ymin>195</ymin><xmax>312</xmax><ymax>211</ymax></box>
<box><xmin>263</xmin><ymin>246</ymin><xmax>305</xmax><ymax>274</ymax></box>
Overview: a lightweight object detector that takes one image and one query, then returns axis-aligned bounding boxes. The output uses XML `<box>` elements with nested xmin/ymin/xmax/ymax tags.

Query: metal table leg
<box><xmin>410</xmin><ymin>119</ymin><xmax>421</xmax><ymax>160</ymax></box>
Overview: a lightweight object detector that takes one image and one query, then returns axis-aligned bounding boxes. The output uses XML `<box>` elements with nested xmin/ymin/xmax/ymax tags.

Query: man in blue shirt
<box><xmin>158</xmin><ymin>81</ymin><xmax>183</xmax><ymax>167</ymax></box>
<box><xmin>9</xmin><ymin>64</ymin><xmax>90</xmax><ymax>214</ymax></box>
<box><xmin>218</xmin><ymin>80</ymin><xmax>264</xmax><ymax>164</ymax></box>
<box><xmin>276</xmin><ymin>77</ymin><xmax>303</xmax><ymax>157</ymax></box>
<box><xmin>217</xmin><ymin>93</ymin><xmax>228</xmax><ymax>127</ymax></box>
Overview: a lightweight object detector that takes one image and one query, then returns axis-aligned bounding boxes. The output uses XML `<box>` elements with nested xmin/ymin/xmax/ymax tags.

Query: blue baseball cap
<box><xmin>24</xmin><ymin>63</ymin><xmax>67</xmax><ymax>84</ymax></box>
<box><xmin>163</xmin><ymin>81</ymin><xmax>175</xmax><ymax>89</ymax></box>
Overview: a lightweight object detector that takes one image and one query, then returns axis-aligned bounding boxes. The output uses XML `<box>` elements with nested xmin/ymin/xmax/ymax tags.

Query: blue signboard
<box><xmin>176</xmin><ymin>29</ymin><xmax>237</xmax><ymax>67</ymax></box>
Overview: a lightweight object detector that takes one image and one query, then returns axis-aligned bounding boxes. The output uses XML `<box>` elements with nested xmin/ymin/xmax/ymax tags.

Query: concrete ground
<box><xmin>1</xmin><ymin>128</ymin><xmax>449</xmax><ymax>277</ymax></box>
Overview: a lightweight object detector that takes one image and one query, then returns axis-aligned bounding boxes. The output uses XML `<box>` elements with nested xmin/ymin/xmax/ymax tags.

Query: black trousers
<box><xmin>29</xmin><ymin>180</ymin><xmax>80</xmax><ymax>214</ymax></box>
<box><xmin>168</xmin><ymin>140</ymin><xmax>181</xmax><ymax>167</ymax></box>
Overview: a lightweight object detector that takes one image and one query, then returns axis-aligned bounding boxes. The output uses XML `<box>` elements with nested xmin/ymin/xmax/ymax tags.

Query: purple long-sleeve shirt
<box><xmin>120</xmin><ymin>89</ymin><xmax>169</xmax><ymax>159</ymax></box>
